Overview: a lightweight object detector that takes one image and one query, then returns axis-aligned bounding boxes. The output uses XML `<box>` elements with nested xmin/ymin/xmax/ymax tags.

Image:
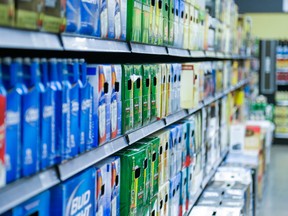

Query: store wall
<box><xmin>245</xmin><ymin>13</ymin><xmax>288</xmax><ymax>39</ymax></box>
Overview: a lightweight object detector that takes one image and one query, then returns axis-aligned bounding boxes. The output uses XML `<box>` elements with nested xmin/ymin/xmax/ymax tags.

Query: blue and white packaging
<box><xmin>177</xmin><ymin>121</ymin><xmax>188</xmax><ymax>168</ymax></box>
<box><xmin>114</xmin><ymin>0</ymin><xmax>121</xmax><ymax>39</ymax></box>
<box><xmin>94</xmin><ymin>0</ymin><xmax>101</xmax><ymax>37</ymax></box>
<box><xmin>39</xmin><ymin>59</ymin><xmax>55</xmax><ymax>170</ymax></box>
<box><xmin>2</xmin><ymin>58</ymin><xmax>24</xmax><ymax>183</ymax></box>
<box><xmin>179</xmin><ymin>0</ymin><xmax>185</xmax><ymax>48</ymax></box>
<box><xmin>4</xmin><ymin>191</ymin><xmax>50</xmax><ymax>216</ymax></box>
<box><xmin>48</xmin><ymin>59</ymin><xmax>64</xmax><ymax>164</ymax></box>
<box><xmin>67</xmin><ymin>59</ymin><xmax>82</xmax><ymax>158</ymax></box>
<box><xmin>174</xmin><ymin>124</ymin><xmax>184</xmax><ymax>172</ymax></box>
<box><xmin>87</xmin><ymin>65</ymin><xmax>99</xmax><ymax>148</ymax></box>
<box><xmin>169</xmin><ymin>172</ymin><xmax>181</xmax><ymax>216</ymax></box>
<box><xmin>104</xmin><ymin>156</ymin><xmax>120</xmax><ymax>216</ymax></box>
<box><xmin>94</xmin><ymin>160</ymin><xmax>112</xmax><ymax>216</ymax></box>
<box><xmin>111</xmin><ymin>65</ymin><xmax>122</xmax><ymax>138</ymax></box>
<box><xmin>175</xmin><ymin>64</ymin><xmax>181</xmax><ymax>112</ymax></box>
<box><xmin>173</xmin><ymin>0</ymin><xmax>180</xmax><ymax>47</ymax></box>
<box><xmin>50</xmin><ymin>168</ymin><xmax>95</xmax><ymax>216</ymax></box>
<box><xmin>79</xmin><ymin>0</ymin><xmax>97</xmax><ymax>35</ymax></box>
<box><xmin>22</xmin><ymin>58</ymin><xmax>41</xmax><ymax>177</ymax></box>
<box><xmin>100</xmin><ymin>0</ymin><xmax>115</xmax><ymax>38</ymax></box>
<box><xmin>66</xmin><ymin>0</ymin><xmax>80</xmax><ymax>32</ymax></box>
<box><xmin>79</xmin><ymin>59</ymin><xmax>94</xmax><ymax>152</ymax></box>
<box><xmin>186</xmin><ymin>164</ymin><xmax>193</xmax><ymax>211</ymax></box>
<box><xmin>120</xmin><ymin>0</ymin><xmax>127</xmax><ymax>40</ymax></box>
<box><xmin>167</xmin><ymin>127</ymin><xmax>177</xmax><ymax>179</ymax></box>
<box><xmin>56</xmin><ymin>59</ymin><xmax>71</xmax><ymax>162</ymax></box>
<box><xmin>180</xmin><ymin>168</ymin><xmax>187</xmax><ymax>216</ymax></box>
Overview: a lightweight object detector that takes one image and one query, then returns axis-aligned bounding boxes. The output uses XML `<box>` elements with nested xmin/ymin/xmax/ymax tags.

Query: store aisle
<box><xmin>258</xmin><ymin>145</ymin><xmax>288</xmax><ymax>216</ymax></box>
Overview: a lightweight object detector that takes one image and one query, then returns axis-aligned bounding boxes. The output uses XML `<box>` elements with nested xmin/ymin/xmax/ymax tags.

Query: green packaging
<box><xmin>127</xmin><ymin>0</ymin><xmax>142</xmax><ymax>42</ymax></box>
<box><xmin>168</xmin><ymin>0</ymin><xmax>174</xmax><ymax>46</ymax></box>
<box><xmin>166</xmin><ymin>64</ymin><xmax>172</xmax><ymax>116</ymax></box>
<box><xmin>0</xmin><ymin>0</ymin><xmax>14</xmax><ymax>26</ymax></box>
<box><xmin>163</xmin><ymin>0</ymin><xmax>169</xmax><ymax>45</ymax></box>
<box><xmin>150</xmin><ymin>65</ymin><xmax>158</xmax><ymax>121</ymax></box>
<box><xmin>122</xmin><ymin>65</ymin><xmax>134</xmax><ymax>134</ymax></box>
<box><xmin>148</xmin><ymin>0</ymin><xmax>156</xmax><ymax>44</ymax></box>
<box><xmin>142</xmin><ymin>65</ymin><xmax>151</xmax><ymax>125</ymax></box>
<box><xmin>133</xmin><ymin>65</ymin><xmax>143</xmax><ymax>129</ymax></box>
<box><xmin>41</xmin><ymin>0</ymin><xmax>66</xmax><ymax>33</ymax></box>
<box><xmin>142</xmin><ymin>0</ymin><xmax>150</xmax><ymax>43</ymax></box>
<box><xmin>140</xmin><ymin>137</ymin><xmax>160</xmax><ymax>197</ymax></box>
<box><xmin>150</xmin><ymin>195</ymin><xmax>158</xmax><ymax>215</ymax></box>
<box><xmin>16</xmin><ymin>0</ymin><xmax>39</xmax><ymax>29</ymax></box>
<box><xmin>156</xmin><ymin>0</ymin><xmax>164</xmax><ymax>45</ymax></box>
<box><xmin>116</xmin><ymin>146</ymin><xmax>147</xmax><ymax>215</ymax></box>
<box><xmin>133</xmin><ymin>142</ymin><xmax>151</xmax><ymax>205</ymax></box>
<box><xmin>160</xmin><ymin>64</ymin><xmax>167</xmax><ymax>118</ymax></box>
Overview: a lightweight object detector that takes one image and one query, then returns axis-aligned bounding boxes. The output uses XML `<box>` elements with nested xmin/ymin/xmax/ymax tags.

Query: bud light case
<box><xmin>39</xmin><ymin>59</ymin><xmax>55</xmax><ymax>169</ymax></box>
<box><xmin>67</xmin><ymin>59</ymin><xmax>82</xmax><ymax>158</ymax></box>
<box><xmin>98</xmin><ymin>65</ymin><xmax>112</xmax><ymax>145</ymax></box>
<box><xmin>79</xmin><ymin>59</ymin><xmax>94</xmax><ymax>152</ymax></box>
<box><xmin>4</xmin><ymin>190</ymin><xmax>50</xmax><ymax>216</ymax></box>
<box><xmin>53</xmin><ymin>59</ymin><xmax>72</xmax><ymax>163</ymax></box>
<box><xmin>66</xmin><ymin>0</ymin><xmax>80</xmax><ymax>32</ymax></box>
<box><xmin>94</xmin><ymin>160</ymin><xmax>112</xmax><ymax>216</ymax></box>
<box><xmin>87</xmin><ymin>65</ymin><xmax>99</xmax><ymax>148</ymax></box>
<box><xmin>22</xmin><ymin>58</ymin><xmax>41</xmax><ymax>177</ymax></box>
<box><xmin>2</xmin><ymin>58</ymin><xmax>26</xmax><ymax>183</ymax></box>
<box><xmin>111</xmin><ymin>65</ymin><xmax>122</xmax><ymax>138</ymax></box>
<box><xmin>50</xmin><ymin>167</ymin><xmax>95</xmax><ymax>216</ymax></box>
<box><xmin>0</xmin><ymin>60</ymin><xmax>6</xmax><ymax>187</ymax></box>
<box><xmin>79</xmin><ymin>0</ymin><xmax>97</xmax><ymax>35</ymax></box>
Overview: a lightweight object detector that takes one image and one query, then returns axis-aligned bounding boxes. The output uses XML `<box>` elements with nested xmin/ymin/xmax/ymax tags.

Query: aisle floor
<box><xmin>257</xmin><ymin>145</ymin><xmax>288</xmax><ymax>216</ymax></box>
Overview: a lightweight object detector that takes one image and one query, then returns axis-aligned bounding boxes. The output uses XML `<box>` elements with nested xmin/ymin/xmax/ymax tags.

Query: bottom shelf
<box><xmin>185</xmin><ymin>149</ymin><xmax>229</xmax><ymax>216</ymax></box>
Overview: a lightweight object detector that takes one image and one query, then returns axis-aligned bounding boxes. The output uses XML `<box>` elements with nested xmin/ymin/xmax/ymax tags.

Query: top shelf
<box><xmin>0</xmin><ymin>27</ymin><xmax>252</xmax><ymax>60</ymax></box>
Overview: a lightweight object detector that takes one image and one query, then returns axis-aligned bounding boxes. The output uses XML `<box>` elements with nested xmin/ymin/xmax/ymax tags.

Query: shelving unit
<box><xmin>0</xmin><ymin>27</ymin><xmax>251</xmax><ymax>60</ymax></box>
<box><xmin>0</xmin><ymin>79</ymin><xmax>248</xmax><ymax>214</ymax></box>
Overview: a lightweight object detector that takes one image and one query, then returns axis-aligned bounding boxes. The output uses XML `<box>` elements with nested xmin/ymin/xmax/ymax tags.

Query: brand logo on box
<box><xmin>6</xmin><ymin>111</ymin><xmax>20</xmax><ymax>125</ymax></box>
<box><xmin>62</xmin><ymin>103</ymin><xmax>69</xmax><ymax>113</ymax></box>
<box><xmin>82</xmin><ymin>99</ymin><xmax>92</xmax><ymax>111</ymax></box>
<box><xmin>66</xmin><ymin>181</ymin><xmax>92</xmax><ymax>216</ymax></box>
<box><xmin>71</xmin><ymin>101</ymin><xmax>79</xmax><ymax>113</ymax></box>
<box><xmin>43</xmin><ymin>106</ymin><xmax>53</xmax><ymax>118</ymax></box>
<box><xmin>82</xmin><ymin>0</ymin><xmax>97</xmax><ymax>4</ymax></box>
<box><xmin>25</xmin><ymin>108</ymin><xmax>39</xmax><ymax>123</ymax></box>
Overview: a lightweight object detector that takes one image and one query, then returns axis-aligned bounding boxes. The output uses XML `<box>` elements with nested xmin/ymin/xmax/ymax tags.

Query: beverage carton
<box><xmin>111</xmin><ymin>65</ymin><xmax>122</xmax><ymax>138</ymax></box>
<box><xmin>41</xmin><ymin>0</ymin><xmax>66</xmax><ymax>33</ymax></box>
<box><xmin>98</xmin><ymin>65</ymin><xmax>112</xmax><ymax>144</ymax></box>
<box><xmin>116</xmin><ymin>146</ymin><xmax>147</xmax><ymax>215</ymax></box>
<box><xmin>79</xmin><ymin>60</ymin><xmax>93</xmax><ymax>152</ymax></box>
<box><xmin>142</xmin><ymin>65</ymin><xmax>151</xmax><ymax>125</ymax></box>
<box><xmin>120</xmin><ymin>0</ymin><xmax>127</xmax><ymax>40</ymax></box>
<box><xmin>67</xmin><ymin>59</ymin><xmax>82</xmax><ymax>157</ymax></box>
<box><xmin>142</xmin><ymin>0</ymin><xmax>150</xmax><ymax>43</ymax></box>
<box><xmin>160</xmin><ymin>64</ymin><xmax>167</xmax><ymax>118</ymax></box>
<box><xmin>173</xmin><ymin>0</ymin><xmax>180</xmax><ymax>47</ymax></box>
<box><xmin>15</xmin><ymin>0</ymin><xmax>39</xmax><ymax>29</ymax></box>
<box><xmin>167</xmin><ymin>127</ymin><xmax>177</xmax><ymax>179</ymax></box>
<box><xmin>0</xmin><ymin>0</ymin><xmax>15</xmax><ymax>26</ymax></box>
<box><xmin>65</xmin><ymin>0</ymin><xmax>80</xmax><ymax>32</ymax></box>
<box><xmin>180</xmin><ymin>168</ymin><xmax>187</xmax><ymax>215</ymax></box>
<box><xmin>100</xmin><ymin>0</ymin><xmax>116</xmax><ymax>38</ymax></box>
<box><xmin>183</xmin><ymin>2</ymin><xmax>189</xmax><ymax>49</ymax></box>
<box><xmin>79</xmin><ymin>0</ymin><xmax>97</xmax><ymax>35</ymax></box>
<box><xmin>163</xmin><ymin>0</ymin><xmax>169</xmax><ymax>45</ymax></box>
<box><xmin>165</xmin><ymin>64</ymin><xmax>172</xmax><ymax>116</ymax></box>
<box><xmin>95</xmin><ymin>160</ymin><xmax>112</xmax><ymax>215</ymax></box>
<box><xmin>56</xmin><ymin>59</ymin><xmax>71</xmax><ymax>162</ymax></box>
<box><xmin>0</xmin><ymin>60</ymin><xmax>6</xmax><ymax>187</ymax></box>
<box><xmin>148</xmin><ymin>0</ymin><xmax>156</xmax><ymax>44</ymax></box>
<box><xmin>168</xmin><ymin>0</ymin><xmax>174</xmax><ymax>46</ymax></box>
<box><xmin>169</xmin><ymin>172</ymin><xmax>181</xmax><ymax>216</ymax></box>
<box><xmin>179</xmin><ymin>0</ymin><xmax>185</xmax><ymax>48</ymax></box>
<box><xmin>133</xmin><ymin>65</ymin><xmax>143</xmax><ymax>129</ymax></box>
<box><xmin>121</xmin><ymin>65</ymin><xmax>133</xmax><ymax>133</ymax></box>
<box><xmin>127</xmin><ymin>0</ymin><xmax>142</xmax><ymax>42</ymax></box>
<box><xmin>158</xmin><ymin>181</ymin><xmax>169</xmax><ymax>216</ymax></box>
<box><xmin>155</xmin><ymin>0</ymin><xmax>164</xmax><ymax>45</ymax></box>
<box><xmin>150</xmin><ymin>64</ymin><xmax>158</xmax><ymax>121</ymax></box>
<box><xmin>87</xmin><ymin>65</ymin><xmax>99</xmax><ymax>148</ymax></box>
<box><xmin>50</xmin><ymin>168</ymin><xmax>95</xmax><ymax>215</ymax></box>
<box><xmin>7</xmin><ymin>191</ymin><xmax>50</xmax><ymax>215</ymax></box>
<box><xmin>22</xmin><ymin>58</ymin><xmax>41</xmax><ymax>177</ymax></box>
<box><xmin>150</xmin><ymin>195</ymin><xmax>158</xmax><ymax>216</ymax></box>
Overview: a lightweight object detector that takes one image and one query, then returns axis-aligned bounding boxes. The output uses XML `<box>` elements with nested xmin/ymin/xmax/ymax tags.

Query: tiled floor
<box><xmin>257</xmin><ymin>145</ymin><xmax>288</xmax><ymax>216</ymax></box>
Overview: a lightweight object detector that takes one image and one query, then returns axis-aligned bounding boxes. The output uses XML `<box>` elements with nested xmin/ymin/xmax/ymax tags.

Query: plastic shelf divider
<box><xmin>167</xmin><ymin>47</ymin><xmax>190</xmax><ymax>57</ymax></box>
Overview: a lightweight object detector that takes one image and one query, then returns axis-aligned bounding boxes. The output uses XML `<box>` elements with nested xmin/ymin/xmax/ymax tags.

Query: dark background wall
<box><xmin>235</xmin><ymin>0</ymin><xmax>283</xmax><ymax>13</ymax></box>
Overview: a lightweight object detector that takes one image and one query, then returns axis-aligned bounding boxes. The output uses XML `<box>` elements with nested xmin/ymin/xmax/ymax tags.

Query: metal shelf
<box><xmin>205</xmin><ymin>51</ymin><xmax>217</xmax><ymax>58</ymax></box>
<box><xmin>167</xmin><ymin>47</ymin><xmax>190</xmax><ymax>57</ymax></box>
<box><xmin>190</xmin><ymin>50</ymin><xmax>206</xmax><ymax>58</ymax></box>
<box><xmin>185</xmin><ymin>149</ymin><xmax>229</xmax><ymax>216</ymax></box>
<box><xmin>0</xmin><ymin>80</ymin><xmax>247</xmax><ymax>214</ymax></box>
<box><xmin>276</xmin><ymin>80</ymin><xmax>288</xmax><ymax>86</ymax></box>
<box><xmin>130</xmin><ymin>43</ymin><xmax>167</xmax><ymax>55</ymax></box>
<box><xmin>276</xmin><ymin>101</ymin><xmax>288</xmax><ymax>106</ymax></box>
<box><xmin>0</xmin><ymin>168</ymin><xmax>59</xmax><ymax>214</ymax></box>
<box><xmin>0</xmin><ymin>27</ymin><xmax>62</xmax><ymax>50</ymax></box>
<box><xmin>275</xmin><ymin>133</ymin><xmax>288</xmax><ymax>139</ymax></box>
